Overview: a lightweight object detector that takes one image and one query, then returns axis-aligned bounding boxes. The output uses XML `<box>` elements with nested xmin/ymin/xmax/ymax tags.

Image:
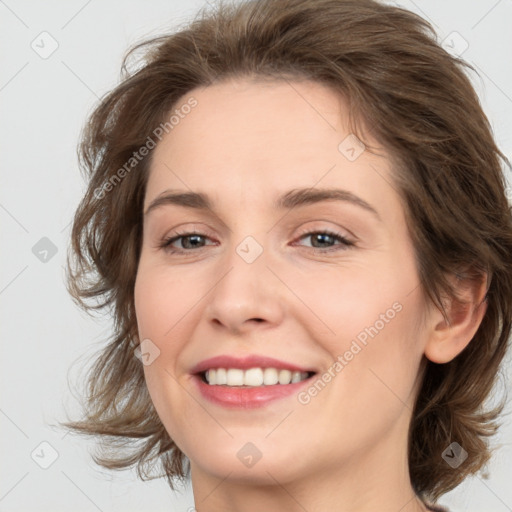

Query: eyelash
<box><xmin>158</xmin><ymin>228</ymin><xmax>354</xmax><ymax>254</ymax></box>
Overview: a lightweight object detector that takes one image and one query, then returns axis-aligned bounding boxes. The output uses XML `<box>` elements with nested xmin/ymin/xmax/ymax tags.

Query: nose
<box><xmin>204</xmin><ymin>240</ymin><xmax>285</xmax><ymax>336</ymax></box>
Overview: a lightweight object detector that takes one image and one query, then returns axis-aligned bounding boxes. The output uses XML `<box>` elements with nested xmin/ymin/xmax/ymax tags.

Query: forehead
<box><xmin>145</xmin><ymin>78</ymin><xmax>397</xmax><ymax>217</ymax></box>
<box><xmin>153</xmin><ymin>78</ymin><xmax>348</xmax><ymax>167</ymax></box>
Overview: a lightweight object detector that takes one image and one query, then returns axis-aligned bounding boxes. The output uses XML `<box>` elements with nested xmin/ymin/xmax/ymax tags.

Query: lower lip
<box><xmin>192</xmin><ymin>374</ymin><xmax>314</xmax><ymax>409</ymax></box>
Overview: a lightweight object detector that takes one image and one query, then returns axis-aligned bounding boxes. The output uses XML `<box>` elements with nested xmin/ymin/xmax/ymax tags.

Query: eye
<box><xmin>293</xmin><ymin>229</ymin><xmax>354</xmax><ymax>252</ymax></box>
<box><xmin>159</xmin><ymin>230</ymin><xmax>215</xmax><ymax>253</ymax></box>
<box><xmin>158</xmin><ymin>228</ymin><xmax>354</xmax><ymax>254</ymax></box>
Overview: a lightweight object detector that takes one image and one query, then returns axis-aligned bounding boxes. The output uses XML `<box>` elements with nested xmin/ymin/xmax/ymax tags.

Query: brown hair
<box><xmin>62</xmin><ymin>0</ymin><xmax>512</xmax><ymax>503</ymax></box>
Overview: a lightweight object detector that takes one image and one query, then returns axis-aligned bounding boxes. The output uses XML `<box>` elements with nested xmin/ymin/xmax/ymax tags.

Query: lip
<box><xmin>190</xmin><ymin>354</ymin><xmax>316</xmax><ymax>374</ymax></box>
<box><xmin>192</xmin><ymin>374</ymin><xmax>315</xmax><ymax>409</ymax></box>
<box><xmin>190</xmin><ymin>355</ymin><xmax>317</xmax><ymax>409</ymax></box>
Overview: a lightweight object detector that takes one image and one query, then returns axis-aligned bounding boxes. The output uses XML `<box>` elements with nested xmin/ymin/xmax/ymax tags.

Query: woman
<box><xmin>63</xmin><ymin>0</ymin><xmax>512</xmax><ymax>510</ymax></box>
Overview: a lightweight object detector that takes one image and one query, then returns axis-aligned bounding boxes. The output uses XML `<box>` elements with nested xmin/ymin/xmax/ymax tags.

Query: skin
<box><xmin>133</xmin><ymin>78</ymin><xmax>487</xmax><ymax>512</ymax></box>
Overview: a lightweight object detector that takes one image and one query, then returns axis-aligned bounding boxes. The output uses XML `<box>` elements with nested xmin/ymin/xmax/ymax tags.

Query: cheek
<box><xmin>305</xmin><ymin>297</ymin><xmax>425</xmax><ymax>461</ymax></box>
<box><xmin>303</xmin><ymin>254</ymin><xmax>425</xmax><ymax>400</ymax></box>
<box><xmin>141</xmin><ymin>363</ymin><xmax>196</xmax><ymax>459</ymax></box>
<box><xmin>134</xmin><ymin>264</ymin><xmax>197</xmax><ymax>450</ymax></box>
<box><xmin>293</xmin><ymin>260</ymin><xmax>414</xmax><ymax>344</ymax></box>
<box><xmin>134</xmin><ymin>262</ymin><xmax>193</xmax><ymax>340</ymax></box>
<box><xmin>326</xmin><ymin>289</ymin><xmax>426</xmax><ymax>418</ymax></box>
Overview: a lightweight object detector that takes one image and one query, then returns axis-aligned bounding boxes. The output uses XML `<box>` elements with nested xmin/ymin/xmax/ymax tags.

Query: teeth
<box><xmin>278</xmin><ymin>369</ymin><xmax>292</xmax><ymax>384</ymax></box>
<box><xmin>227</xmin><ymin>368</ymin><xmax>244</xmax><ymax>386</ymax></box>
<box><xmin>216</xmin><ymin>368</ymin><xmax>227</xmax><ymax>385</ymax></box>
<box><xmin>245</xmin><ymin>368</ymin><xmax>263</xmax><ymax>386</ymax></box>
<box><xmin>204</xmin><ymin>367</ymin><xmax>310</xmax><ymax>386</ymax></box>
<box><xmin>263</xmin><ymin>368</ymin><xmax>278</xmax><ymax>385</ymax></box>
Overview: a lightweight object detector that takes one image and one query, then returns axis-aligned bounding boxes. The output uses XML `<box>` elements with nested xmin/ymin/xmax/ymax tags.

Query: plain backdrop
<box><xmin>1</xmin><ymin>1</ymin><xmax>511</xmax><ymax>511</ymax></box>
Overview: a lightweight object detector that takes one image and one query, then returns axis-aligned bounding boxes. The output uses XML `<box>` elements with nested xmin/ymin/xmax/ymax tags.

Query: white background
<box><xmin>1</xmin><ymin>1</ymin><xmax>511</xmax><ymax>511</ymax></box>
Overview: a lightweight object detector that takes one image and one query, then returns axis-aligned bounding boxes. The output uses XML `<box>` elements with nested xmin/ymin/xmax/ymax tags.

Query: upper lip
<box><xmin>190</xmin><ymin>355</ymin><xmax>317</xmax><ymax>375</ymax></box>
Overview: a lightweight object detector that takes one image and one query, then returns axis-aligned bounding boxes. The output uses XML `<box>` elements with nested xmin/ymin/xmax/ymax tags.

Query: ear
<box><xmin>424</xmin><ymin>270</ymin><xmax>489</xmax><ymax>364</ymax></box>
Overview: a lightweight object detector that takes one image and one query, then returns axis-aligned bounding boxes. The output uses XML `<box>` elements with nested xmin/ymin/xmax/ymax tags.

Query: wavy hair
<box><xmin>62</xmin><ymin>0</ymin><xmax>512</xmax><ymax>503</ymax></box>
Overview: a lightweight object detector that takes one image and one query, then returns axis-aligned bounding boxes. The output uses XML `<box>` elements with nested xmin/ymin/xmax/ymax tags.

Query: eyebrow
<box><xmin>144</xmin><ymin>187</ymin><xmax>381</xmax><ymax>220</ymax></box>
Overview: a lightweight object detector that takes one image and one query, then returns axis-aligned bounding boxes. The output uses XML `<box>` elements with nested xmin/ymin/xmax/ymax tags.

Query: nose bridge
<box><xmin>204</xmin><ymin>228</ymin><xmax>285</xmax><ymax>332</ymax></box>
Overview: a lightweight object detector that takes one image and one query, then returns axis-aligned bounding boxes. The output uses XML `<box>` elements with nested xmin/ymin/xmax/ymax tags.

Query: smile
<box><xmin>203</xmin><ymin>367</ymin><xmax>314</xmax><ymax>386</ymax></box>
<box><xmin>190</xmin><ymin>354</ymin><xmax>318</xmax><ymax>408</ymax></box>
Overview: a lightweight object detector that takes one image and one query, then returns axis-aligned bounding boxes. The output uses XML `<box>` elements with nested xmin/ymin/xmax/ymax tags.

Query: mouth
<box><xmin>198</xmin><ymin>367</ymin><xmax>316</xmax><ymax>387</ymax></box>
<box><xmin>190</xmin><ymin>354</ymin><xmax>318</xmax><ymax>408</ymax></box>
<box><xmin>192</xmin><ymin>368</ymin><xmax>318</xmax><ymax>409</ymax></box>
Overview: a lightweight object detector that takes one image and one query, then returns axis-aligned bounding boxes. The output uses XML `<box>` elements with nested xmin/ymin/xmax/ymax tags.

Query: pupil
<box><xmin>184</xmin><ymin>235</ymin><xmax>203</xmax><ymax>248</ymax></box>
<box><xmin>313</xmin><ymin>233</ymin><xmax>332</xmax><ymax>247</ymax></box>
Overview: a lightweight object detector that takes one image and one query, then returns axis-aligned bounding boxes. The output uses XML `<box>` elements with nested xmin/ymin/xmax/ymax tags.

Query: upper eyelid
<box><xmin>164</xmin><ymin>225</ymin><xmax>353</xmax><ymax>240</ymax></box>
<box><xmin>158</xmin><ymin>218</ymin><xmax>356</xmax><ymax>237</ymax></box>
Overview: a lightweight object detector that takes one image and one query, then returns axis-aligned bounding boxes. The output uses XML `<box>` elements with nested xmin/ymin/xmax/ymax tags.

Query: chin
<box><xmin>188</xmin><ymin>442</ymin><xmax>309</xmax><ymax>485</ymax></box>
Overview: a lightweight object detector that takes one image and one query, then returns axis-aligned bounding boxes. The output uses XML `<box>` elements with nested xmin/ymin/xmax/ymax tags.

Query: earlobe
<box><xmin>424</xmin><ymin>272</ymin><xmax>489</xmax><ymax>364</ymax></box>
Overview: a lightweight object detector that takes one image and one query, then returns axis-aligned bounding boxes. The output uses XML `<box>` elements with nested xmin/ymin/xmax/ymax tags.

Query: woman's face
<box><xmin>134</xmin><ymin>78</ymin><xmax>431</xmax><ymax>488</ymax></box>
